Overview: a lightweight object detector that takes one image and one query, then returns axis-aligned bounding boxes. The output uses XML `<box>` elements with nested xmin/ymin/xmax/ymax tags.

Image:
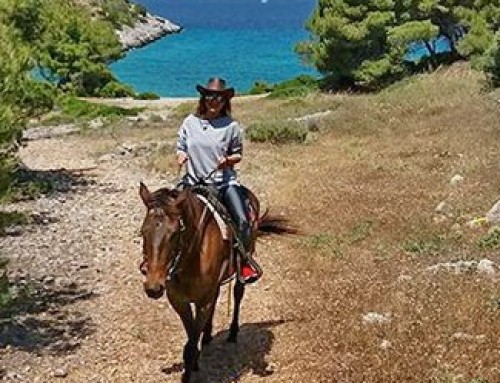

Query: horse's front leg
<box><xmin>228</xmin><ymin>280</ymin><xmax>245</xmax><ymax>343</ymax></box>
<box><xmin>201</xmin><ymin>285</ymin><xmax>220</xmax><ymax>347</ymax></box>
<box><xmin>167</xmin><ymin>293</ymin><xmax>198</xmax><ymax>383</ymax></box>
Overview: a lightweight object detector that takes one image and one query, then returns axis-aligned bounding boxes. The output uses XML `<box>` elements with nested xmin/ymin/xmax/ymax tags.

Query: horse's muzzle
<box><xmin>144</xmin><ymin>283</ymin><xmax>165</xmax><ymax>299</ymax></box>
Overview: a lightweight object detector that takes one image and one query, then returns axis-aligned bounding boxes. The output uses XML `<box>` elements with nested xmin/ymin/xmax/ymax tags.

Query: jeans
<box><xmin>219</xmin><ymin>184</ymin><xmax>250</xmax><ymax>251</ymax></box>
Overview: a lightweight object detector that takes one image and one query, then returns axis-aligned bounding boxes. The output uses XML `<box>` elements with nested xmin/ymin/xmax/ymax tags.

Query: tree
<box><xmin>35</xmin><ymin>0</ymin><xmax>124</xmax><ymax>95</ymax></box>
<box><xmin>296</xmin><ymin>0</ymin><xmax>403</xmax><ymax>90</ymax></box>
<box><xmin>297</xmin><ymin>0</ymin><xmax>499</xmax><ymax>89</ymax></box>
<box><xmin>484</xmin><ymin>31</ymin><xmax>500</xmax><ymax>87</ymax></box>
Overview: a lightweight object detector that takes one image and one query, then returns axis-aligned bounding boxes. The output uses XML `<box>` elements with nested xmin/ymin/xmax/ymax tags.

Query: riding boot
<box><xmin>235</xmin><ymin>229</ymin><xmax>262</xmax><ymax>284</ymax></box>
<box><xmin>221</xmin><ymin>184</ymin><xmax>263</xmax><ymax>284</ymax></box>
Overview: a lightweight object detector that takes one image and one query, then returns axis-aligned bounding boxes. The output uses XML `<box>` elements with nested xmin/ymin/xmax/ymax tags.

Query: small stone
<box><xmin>477</xmin><ymin>259</ymin><xmax>496</xmax><ymax>275</ymax></box>
<box><xmin>362</xmin><ymin>312</ymin><xmax>391</xmax><ymax>325</ymax></box>
<box><xmin>52</xmin><ymin>368</ymin><xmax>68</xmax><ymax>378</ymax></box>
<box><xmin>380</xmin><ymin>339</ymin><xmax>392</xmax><ymax>349</ymax></box>
<box><xmin>450</xmin><ymin>174</ymin><xmax>464</xmax><ymax>186</ymax></box>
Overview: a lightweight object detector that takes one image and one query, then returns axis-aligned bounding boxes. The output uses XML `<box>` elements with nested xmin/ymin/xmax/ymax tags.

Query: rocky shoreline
<box><xmin>116</xmin><ymin>13</ymin><xmax>182</xmax><ymax>51</ymax></box>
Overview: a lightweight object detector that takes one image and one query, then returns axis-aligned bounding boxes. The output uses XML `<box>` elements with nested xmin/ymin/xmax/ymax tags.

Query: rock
<box><xmin>477</xmin><ymin>259</ymin><xmax>496</xmax><ymax>275</ymax></box>
<box><xmin>380</xmin><ymin>339</ymin><xmax>392</xmax><ymax>349</ymax></box>
<box><xmin>427</xmin><ymin>259</ymin><xmax>496</xmax><ymax>275</ymax></box>
<box><xmin>435</xmin><ymin>201</ymin><xmax>448</xmax><ymax>214</ymax></box>
<box><xmin>486</xmin><ymin>200</ymin><xmax>500</xmax><ymax>224</ymax></box>
<box><xmin>450</xmin><ymin>174</ymin><xmax>464</xmax><ymax>186</ymax></box>
<box><xmin>362</xmin><ymin>312</ymin><xmax>391</xmax><ymax>325</ymax></box>
<box><xmin>52</xmin><ymin>368</ymin><xmax>68</xmax><ymax>378</ymax></box>
<box><xmin>117</xmin><ymin>13</ymin><xmax>182</xmax><ymax>51</ymax></box>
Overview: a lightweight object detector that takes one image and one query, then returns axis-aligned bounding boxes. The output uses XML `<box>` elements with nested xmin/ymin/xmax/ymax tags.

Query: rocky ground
<box><xmin>0</xmin><ymin>122</ymin><xmax>300</xmax><ymax>383</ymax></box>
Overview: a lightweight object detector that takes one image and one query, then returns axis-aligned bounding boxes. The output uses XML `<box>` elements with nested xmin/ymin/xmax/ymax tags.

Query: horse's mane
<box><xmin>147</xmin><ymin>187</ymin><xmax>179</xmax><ymax>209</ymax></box>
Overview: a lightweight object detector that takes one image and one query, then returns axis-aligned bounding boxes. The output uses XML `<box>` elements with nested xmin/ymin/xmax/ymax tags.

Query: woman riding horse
<box><xmin>175</xmin><ymin>77</ymin><xmax>261</xmax><ymax>283</ymax></box>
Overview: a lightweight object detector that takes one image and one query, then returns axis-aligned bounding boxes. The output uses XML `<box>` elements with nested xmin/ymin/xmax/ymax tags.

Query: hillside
<box><xmin>1</xmin><ymin>65</ymin><xmax>500</xmax><ymax>382</ymax></box>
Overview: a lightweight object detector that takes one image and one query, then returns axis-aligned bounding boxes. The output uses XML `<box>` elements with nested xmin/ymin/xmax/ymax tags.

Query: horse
<box><xmin>138</xmin><ymin>182</ymin><xmax>292</xmax><ymax>383</ymax></box>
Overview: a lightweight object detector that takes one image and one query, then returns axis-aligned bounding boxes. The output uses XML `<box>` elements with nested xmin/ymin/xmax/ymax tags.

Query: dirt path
<box><xmin>0</xmin><ymin>129</ymin><xmax>303</xmax><ymax>383</ymax></box>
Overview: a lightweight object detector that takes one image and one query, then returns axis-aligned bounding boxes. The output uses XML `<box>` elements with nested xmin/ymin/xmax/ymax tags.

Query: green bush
<box><xmin>477</xmin><ymin>227</ymin><xmax>500</xmax><ymax>250</ymax></box>
<box><xmin>57</xmin><ymin>96</ymin><xmax>141</xmax><ymax>120</ymax></box>
<box><xmin>135</xmin><ymin>91</ymin><xmax>160</xmax><ymax>100</ymax></box>
<box><xmin>133</xmin><ymin>3</ymin><xmax>148</xmax><ymax>17</ymax></box>
<box><xmin>268</xmin><ymin>75</ymin><xmax>319</xmax><ymax>99</ymax></box>
<box><xmin>0</xmin><ymin>257</ymin><xmax>12</xmax><ymax>311</ymax></box>
<box><xmin>246</xmin><ymin>120</ymin><xmax>309</xmax><ymax>144</ymax></box>
<box><xmin>248</xmin><ymin>81</ymin><xmax>273</xmax><ymax>95</ymax></box>
<box><xmin>98</xmin><ymin>81</ymin><xmax>135</xmax><ymax>98</ymax></box>
<box><xmin>484</xmin><ymin>31</ymin><xmax>500</xmax><ymax>87</ymax></box>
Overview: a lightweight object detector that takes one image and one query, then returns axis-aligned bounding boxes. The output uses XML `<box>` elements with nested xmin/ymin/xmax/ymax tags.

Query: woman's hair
<box><xmin>195</xmin><ymin>96</ymin><xmax>232</xmax><ymax>118</ymax></box>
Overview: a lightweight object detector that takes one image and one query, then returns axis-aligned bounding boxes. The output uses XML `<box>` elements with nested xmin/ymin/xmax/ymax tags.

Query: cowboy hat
<box><xmin>196</xmin><ymin>77</ymin><xmax>235</xmax><ymax>98</ymax></box>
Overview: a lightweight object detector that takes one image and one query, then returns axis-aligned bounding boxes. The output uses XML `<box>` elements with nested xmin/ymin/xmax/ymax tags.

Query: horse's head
<box><xmin>139</xmin><ymin>182</ymin><xmax>185</xmax><ymax>299</ymax></box>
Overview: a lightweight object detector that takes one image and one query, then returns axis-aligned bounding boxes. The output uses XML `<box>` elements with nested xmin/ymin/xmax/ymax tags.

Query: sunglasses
<box><xmin>204</xmin><ymin>93</ymin><xmax>224</xmax><ymax>102</ymax></box>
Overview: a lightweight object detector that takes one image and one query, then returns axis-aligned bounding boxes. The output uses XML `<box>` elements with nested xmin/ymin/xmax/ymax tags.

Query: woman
<box><xmin>176</xmin><ymin>77</ymin><xmax>261</xmax><ymax>284</ymax></box>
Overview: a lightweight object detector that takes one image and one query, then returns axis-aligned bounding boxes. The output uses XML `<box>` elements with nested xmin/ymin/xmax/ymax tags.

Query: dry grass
<box><xmin>119</xmin><ymin>65</ymin><xmax>500</xmax><ymax>382</ymax></box>
<box><xmin>235</xmin><ymin>66</ymin><xmax>500</xmax><ymax>382</ymax></box>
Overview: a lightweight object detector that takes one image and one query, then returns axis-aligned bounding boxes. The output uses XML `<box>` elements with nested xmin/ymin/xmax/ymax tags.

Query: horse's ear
<box><xmin>172</xmin><ymin>189</ymin><xmax>188</xmax><ymax>214</ymax></box>
<box><xmin>139</xmin><ymin>182</ymin><xmax>151</xmax><ymax>206</ymax></box>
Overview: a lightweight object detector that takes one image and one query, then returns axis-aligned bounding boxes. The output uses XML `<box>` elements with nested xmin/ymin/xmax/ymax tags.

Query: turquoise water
<box><xmin>110</xmin><ymin>0</ymin><xmax>318</xmax><ymax>97</ymax></box>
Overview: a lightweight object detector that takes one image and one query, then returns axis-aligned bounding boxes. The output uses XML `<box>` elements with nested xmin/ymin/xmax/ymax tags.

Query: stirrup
<box><xmin>241</xmin><ymin>262</ymin><xmax>260</xmax><ymax>284</ymax></box>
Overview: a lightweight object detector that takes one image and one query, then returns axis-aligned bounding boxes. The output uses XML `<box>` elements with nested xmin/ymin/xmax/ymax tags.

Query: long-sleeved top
<box><xmin>176</xmin><ymin>113</ymin><xmax>243</xmax><ymax>186</ymax></box>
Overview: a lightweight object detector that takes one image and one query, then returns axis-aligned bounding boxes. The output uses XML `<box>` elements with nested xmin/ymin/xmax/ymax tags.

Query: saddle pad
<box><xmin>196</xmin><ymin>194</ymin><xmax>229</xmax><ymax>240</ymax></box>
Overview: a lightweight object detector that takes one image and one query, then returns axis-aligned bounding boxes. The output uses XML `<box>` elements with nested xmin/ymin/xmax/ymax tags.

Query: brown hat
<box><xmin>196</xmin><ymin>77</ymin><xmax>235</xmax><ymax>98</ymax></box>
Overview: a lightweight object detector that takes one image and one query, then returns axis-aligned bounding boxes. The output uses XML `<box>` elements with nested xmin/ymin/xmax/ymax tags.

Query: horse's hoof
<box><xmin>226</xmin><ymin>335</ymin><xmax>237</xmax><ymax>343</ymax></box>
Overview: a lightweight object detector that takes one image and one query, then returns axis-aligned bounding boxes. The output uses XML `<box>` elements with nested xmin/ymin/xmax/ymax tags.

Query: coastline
<box><xmin>117</xmin><ymin>13</ymin><xmax>182</xmax><ymax>51</ymax></box>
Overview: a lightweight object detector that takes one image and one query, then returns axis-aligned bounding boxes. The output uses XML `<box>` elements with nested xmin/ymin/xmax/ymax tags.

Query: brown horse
<box><xmin>139</xmin><ymin>182</ymin><xmax>289</xmax><ymax>383</ymax></box>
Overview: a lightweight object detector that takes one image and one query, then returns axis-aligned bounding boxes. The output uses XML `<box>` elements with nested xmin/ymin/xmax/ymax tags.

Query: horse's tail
<box><xmin>257</xmin><ymin>208</ymin><xmax>298</xmax><ymax>236</ymax></box>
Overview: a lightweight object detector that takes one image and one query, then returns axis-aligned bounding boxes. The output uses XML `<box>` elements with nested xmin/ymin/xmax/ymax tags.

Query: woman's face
<box><xmin>204</xmin><ymin>93</ymin><xmax>226</xmax><ymax>117</ymax></box>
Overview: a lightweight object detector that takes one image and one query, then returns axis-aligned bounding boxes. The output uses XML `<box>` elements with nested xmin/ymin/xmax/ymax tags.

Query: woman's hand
<box><xmin>177</xmin><ymin>152</ymin><xmax>188</xmax><ymax>166</ymax></box>
<box><xmin>217</xmin><ymin>154</ymin><xmax>241</xmax><ymax>169</ymax></box>
<box><xmin>217</xmin><ymin>156</ymin><xmax>228</xmax><ymax>170</ymax></box>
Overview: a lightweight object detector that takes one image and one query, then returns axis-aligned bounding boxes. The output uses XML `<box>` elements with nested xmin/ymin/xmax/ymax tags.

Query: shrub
<box><xmin>268</xmin><ymin>75</ymin><xmax>319</xmax><ymax>99</ymax></box>
<box><xmin>477</xmin><ymin>227</ymin><xmax>500</xmax><ymax>250</ymax></box>
<box><xmin>248</xmin><ymin>81</ymin><xmax>273</xmax><ymax>95</ymax></box>
<box><xmin>97</xmin><ymin>80</ymin><xmax>135</xmax><ymax>98</ymax></box>
<box><xmin>135</xmin><ymin>91</ymin><xmax>160</xmax><ymax>100</ymax></box>
<box><xmin>246</xmin><ymin>120</ymin><xmax>308</xmax><ymax>144</ymax></box>
<box><xmin>57</xmin><ymin>96</ymin><xmax>141</xmax><ymax>120</ymax></box>
<box><xmin>483</xmin><ymin>31</ymin><xmax>500</xmax><ymax>87</ymax></box>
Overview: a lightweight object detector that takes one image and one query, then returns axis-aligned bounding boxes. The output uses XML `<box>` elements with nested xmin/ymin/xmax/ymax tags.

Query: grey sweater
<box><xmin>176</xmin><ymin>114</ymin><xmax>243</xmax><ymax>186</ymax></box>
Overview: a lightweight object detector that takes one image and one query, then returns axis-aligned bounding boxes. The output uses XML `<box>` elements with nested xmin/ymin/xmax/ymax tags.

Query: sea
<box><xmin>110</xmin><ymin>0</ymin><xmax>318</xmax><ymax>97</ymax></box>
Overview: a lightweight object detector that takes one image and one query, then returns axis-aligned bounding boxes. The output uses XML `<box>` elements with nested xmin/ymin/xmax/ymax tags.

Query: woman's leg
<box><xmin>220</xmin><ymin>185</ymin><xmax>261</xmax><ymax>283</ymax></box>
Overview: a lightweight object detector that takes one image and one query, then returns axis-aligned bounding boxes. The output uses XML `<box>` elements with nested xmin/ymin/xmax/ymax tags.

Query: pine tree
<box><xmin>297</xmin><ymin>0</ymin><xmax>500</xmax><ymax>89</ymax></box>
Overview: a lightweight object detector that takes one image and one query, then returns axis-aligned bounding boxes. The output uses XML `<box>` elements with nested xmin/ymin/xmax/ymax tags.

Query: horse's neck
<box><xmin>178</xmin><ymin>192</ymin><xmax>206</xmax><ymax>266</ymax></box>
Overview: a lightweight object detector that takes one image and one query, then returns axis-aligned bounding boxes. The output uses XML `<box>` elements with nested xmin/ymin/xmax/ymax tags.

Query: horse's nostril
<box><xmin>144</xmin><ymin>284</ymin><xmax>164</xmax><ymax>299</ymax></box>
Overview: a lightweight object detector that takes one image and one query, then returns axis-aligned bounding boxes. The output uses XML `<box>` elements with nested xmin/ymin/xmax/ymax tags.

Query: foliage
<box><xmin>101</xmin><ymin>0</ymin><xmax>138</xmax><ymax>28</ymax></box>
<box><xmin>248</xmin><ymin>81</ymin><xmax>273</xmax><ymax>95</ymax></box>
<box><xmin>298</xmin><ymin>0</ymin><xmax>499</xmax><ymax>89</ymax></box>
<box><xmin>403</xmin><ymin>235</ymin><xmax>446</xmax><ymax>255</ymax></box>
<box><xmin>477</xmin><ymin>227</ymin><xmax>500</xmax><ymax>250</ymax></box>
<box><xmin>99</xmin><ymin>81</ymin><xmax>135</xmax><ymax>98</ymax></box>
<box><xmin>268</xmin><ymin>75</ymin><xmax>320</xmax><ymax>98</ymax></box>
<box><xmin>36</xmin><ymin>1</ymin><xmax>123</xmax><ymax>93</ymax></box>
<box><xmin>0</xmin><ymin>257</ymin><xmax>13</xmax><ymax>311</ymax></box>
<box><xmin>246</xmin><ymin>119</ymin><xmax>309</xmax><ymax>144</ymax></box>
<box><xmin>248</xmin><ymin>75</ymin><xmax>319</xmax><ymax>97</ymax></box>
<box><xmin>135</xmin><ymin>92</ymin><xmax>161</xmax><ymax>100</ymax></box>
<box><xmin>483</xmin><ymin>31</ymin><xmax>500</xmax><ymax>87</ymax></box>
<box><xmin>57</xmin><ymin>97</ymin><xmax>142</xmax><ymax>121</ymax></box>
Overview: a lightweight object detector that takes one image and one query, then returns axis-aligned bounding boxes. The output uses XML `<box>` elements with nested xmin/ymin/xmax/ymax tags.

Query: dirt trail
<box><xmin>0</xmin><ymin>128</ymin><xmax>303</xmax><ymax>383</ymax></box>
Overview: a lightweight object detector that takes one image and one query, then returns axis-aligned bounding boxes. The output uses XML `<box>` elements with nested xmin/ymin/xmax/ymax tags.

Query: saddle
<box><xmin>190</xmin><ymin>185</ymin><xmax>261</xmax><ymax>284</ymax></box>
